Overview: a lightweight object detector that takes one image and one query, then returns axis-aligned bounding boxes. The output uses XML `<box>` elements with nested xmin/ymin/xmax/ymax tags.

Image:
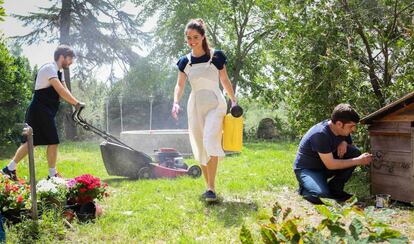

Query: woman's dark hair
<box><xmin>331</xmin><ymin>104</ymin><xmax>360</xmax><ymax>124</ymax></box>
<box><xmin>185</xmin><ymin>19</ymin><xmax>210</xmax><ymax>56</ymax></box>
<box><xmin>54</xmin><ymin>45</ymin><xmax>75</xmax><ymax>61</ymax></box>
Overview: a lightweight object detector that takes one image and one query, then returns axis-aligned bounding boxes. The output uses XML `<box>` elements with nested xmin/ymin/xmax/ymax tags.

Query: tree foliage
<box><xmin>130</xmin><ymin>0</ymin><xmax>414</xmax><ymax>142</ymax></box>
<box><xmin>13</xmin><ymin>0</ymin><xmax>147</xmax><ymax>78</ymax></box>
<box><xmin>267</xmin><ymin>0</ymin><xmax>414</xmax><ymax>137</ymax></box>
<box><xmin>0</xmin><ymin>39</ymin><xmax>33</xmax><ymax>145</ymax></box>
<box><xmin>0</xmin><ymin>0</ymin><xmax>6</xmax><ymax>22</ymax></box>
<box><xmin>12</xmin><ymin>0</ymin><xmax>148</xmax><ymax>140</ymax></box>
<box><xmin>133</xmin><ymin>0</ymin><xmax>279</xmax><ymax>94</ymax></box>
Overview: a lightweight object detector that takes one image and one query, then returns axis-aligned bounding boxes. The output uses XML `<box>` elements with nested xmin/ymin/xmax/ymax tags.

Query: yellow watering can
<box><xmin>222</xmin><ymin>105</ymin><xmax>243</xmax><ymax>152</ymax></box>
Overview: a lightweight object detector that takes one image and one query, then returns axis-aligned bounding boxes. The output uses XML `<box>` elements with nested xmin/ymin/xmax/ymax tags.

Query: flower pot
<box><xmin>40</xmin><ymin>196</ymin><xmax>66</xmax><ymax>210</ymax></box>
<box><xmin>76</xmin><ymin>202</ymin><xmax>96</xmax><ymax>222</ymax></box>
<box><xmin>69</xmin><ymin>196</ymin><xmax>94</xmax><ymax>205</ymax></box>
<box><xmin>1</xmin><ymin>209</ymin><xmax>30</xmax><ymax>224</ymax></box>
<box><xmin>95</xmin><ymin>203</ymin><xmax>103</xmax><ymax>217</ymax></box>
<box><xmin>63</xmin><ymin>209</ymin><xmax>75</xmax><ymax>223</ymax></box>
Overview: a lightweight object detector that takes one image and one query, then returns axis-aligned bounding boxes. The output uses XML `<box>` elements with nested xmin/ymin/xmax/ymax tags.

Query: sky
<box><xmin>0</xmin><ymin>0</ymin><xmax>156</xmax><ymax>81</ymax></box>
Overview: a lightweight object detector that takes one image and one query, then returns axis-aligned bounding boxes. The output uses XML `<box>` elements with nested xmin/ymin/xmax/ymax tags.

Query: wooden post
<box><xmin>23</xmin><ymin>124</ymin><xmax>37</xmax><ymax>221</ymax></box>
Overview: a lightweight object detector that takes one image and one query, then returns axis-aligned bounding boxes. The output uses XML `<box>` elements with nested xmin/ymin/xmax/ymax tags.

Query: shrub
<box><xmin>240</xmin><ymin>198</ymin><xmax>408</xmax><ymax>243</ymax></box>
<box><xmin>0</xmin><ymin>39</ymin><xmax>32</xmax><ymax>146</ymax></box>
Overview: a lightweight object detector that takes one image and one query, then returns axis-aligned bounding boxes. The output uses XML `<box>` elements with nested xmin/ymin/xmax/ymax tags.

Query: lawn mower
<box><xmin>71</xmin><ymin>107</ymin><xmax>202</xmax><ymax>179</ymax></box>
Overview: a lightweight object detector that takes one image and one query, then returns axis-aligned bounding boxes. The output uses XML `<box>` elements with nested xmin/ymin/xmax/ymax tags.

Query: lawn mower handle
<box><xmin>72</xmin><ymin>106</ymin><xmax>85</xmax><ymax>125</ymax></box>
<box><xmin>70</xmin><ymin>104</ymin><xmax>138</xmax><ymax>151</ymax></box>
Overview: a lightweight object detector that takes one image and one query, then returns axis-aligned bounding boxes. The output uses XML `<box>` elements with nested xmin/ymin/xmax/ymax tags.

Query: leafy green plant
<box><xmin>6</xmin><ymin>209</ymin><xmax>66</xmax><ymax>243</ymax></box>
<box><xmin>241</xmin><ymin>197</ymin><xmax>408</xmax><ymax>243</ymax></box>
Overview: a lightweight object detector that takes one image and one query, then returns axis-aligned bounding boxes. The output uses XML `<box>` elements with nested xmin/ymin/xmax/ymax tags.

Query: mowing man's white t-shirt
<box><xmin>35</xmin><ymin>62</ymin><xmax>65</xmax><ymax>90</ymax></box>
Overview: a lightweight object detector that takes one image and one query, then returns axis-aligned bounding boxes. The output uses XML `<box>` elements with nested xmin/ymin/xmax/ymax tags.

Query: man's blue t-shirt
<box><xmin>293</xmin><ymin>120</ymin><xmax>352</xmax><ymax>170</ymax></box>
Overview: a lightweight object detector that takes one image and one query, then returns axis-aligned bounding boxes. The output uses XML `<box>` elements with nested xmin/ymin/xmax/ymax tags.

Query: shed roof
<box><xmin>360</xmin><ymin>91</ymin><xmax>414</xmax><ymax>124</ymax></box>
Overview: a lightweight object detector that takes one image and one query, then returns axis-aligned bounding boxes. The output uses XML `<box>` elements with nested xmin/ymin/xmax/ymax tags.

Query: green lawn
<box><xmin>1</xmin><ymin>141</ymin><xmax>412</xmax><ymax>243</ymax></box>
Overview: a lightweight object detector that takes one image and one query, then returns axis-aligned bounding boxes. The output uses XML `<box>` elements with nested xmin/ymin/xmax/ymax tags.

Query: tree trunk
<box><xmin>341</xmin><ymin>0</ymin><xmax>385</xmax><ymax>106</ymax></box>
<box><xmin>59</xmin><ymin>0</ymin><xmax>77</xmax><ymax>140</ymax></box>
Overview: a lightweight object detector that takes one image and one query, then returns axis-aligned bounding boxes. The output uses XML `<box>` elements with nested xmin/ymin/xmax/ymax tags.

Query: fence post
<box><xmin>23</xmin><ymin>124</ymin><xmax>37</xmax><ymax>221</ymax></box>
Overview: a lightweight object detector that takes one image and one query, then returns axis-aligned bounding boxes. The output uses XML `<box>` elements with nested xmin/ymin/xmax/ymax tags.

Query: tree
<box><xmin>133</xmin><ymin>0</ymin><xmax>278</xmax><ymax>95</ymax></box>
<box><xmin>12</xmin><ymin>0</ymin><xmax>148</xmax><ymax>139</ymax></box>
<box><xmin>268</xmin><ymin>0</ymin><xmax>414</xmax><ymax>140</ymax></box>
<box><xmin>340</xmin><ymin>0</ymin><xmax>414</xmax><ymax>106</ymax></box>
<box><xmin>0</xmin><ymin>38</ymin><xmax>33</xmax><ymax>145</ymax></box>
<box><xmin>0</xmin><ymin>0</ymin><xmax>5</xmax><ymax>22</ymax></box>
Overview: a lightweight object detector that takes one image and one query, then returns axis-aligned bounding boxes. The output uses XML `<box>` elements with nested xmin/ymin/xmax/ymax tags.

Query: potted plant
<box><xmin>0</xmin><ymin>175</ymin><xmax>31</xmax><ymax>223</ymax></box>
<box><xmin>66</xmin><ymin>174</ymin><xmax>108</xmax><ymax>221</ymax></box>
<box><xmin>36</xmin><ymin>177</ymin><xmax>68</xmax><ymax>208</ymax></box>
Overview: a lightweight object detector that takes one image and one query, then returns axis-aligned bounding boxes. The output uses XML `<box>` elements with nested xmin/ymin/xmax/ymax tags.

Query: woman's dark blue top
<box><xmin>177</xmin><ymin>50</ymin><xmax>227</xmax><ymax>72</ymax></box>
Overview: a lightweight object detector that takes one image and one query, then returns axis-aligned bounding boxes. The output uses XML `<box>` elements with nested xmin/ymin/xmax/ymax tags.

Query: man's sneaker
<box><xmin>47</xmin><ymin>172</ymin><xmax>63</xmax><ymax>180</ymax></box>
<box><xmin>201</xmin><ymin>190</ymin><xmax>208</xmax><ymax>198</ymax></box>
<box><xmin>333</xmin><ymin>192</ymin><xmax>354</xmax><ymax>202</ymax></box>
<box><xmin>303</xmin><ymin>195</ymin><xmax>324</xmax><ymax>205</ymax></box>
<box><xmin>205</xmin><ymin>190</ymin><xmax>218</xmax><ymax>202</ymax></box>
<box><xmin>1</xmin><ymin>166</ymin><xmax>17</xmax><ymax>181</ymax></box>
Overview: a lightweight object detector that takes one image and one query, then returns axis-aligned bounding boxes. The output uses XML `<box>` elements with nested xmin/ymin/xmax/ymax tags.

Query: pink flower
<box><xmin>67</xmin><ymin>179</ymin><xmax>76</xmax><ymax>188</ymax></box>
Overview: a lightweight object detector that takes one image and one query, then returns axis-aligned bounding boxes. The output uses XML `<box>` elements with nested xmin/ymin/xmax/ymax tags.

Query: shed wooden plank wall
<box><xmin>369</xmin><ymin>121</ymin><xmax>414</xmax><ymax>203</ymax></box>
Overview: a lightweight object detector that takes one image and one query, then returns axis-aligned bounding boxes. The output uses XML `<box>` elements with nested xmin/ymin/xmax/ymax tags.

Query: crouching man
<box><xmin>293</xmin><ymin>104</ymin><xmax>372</xmax><ymax>204</ymax></box>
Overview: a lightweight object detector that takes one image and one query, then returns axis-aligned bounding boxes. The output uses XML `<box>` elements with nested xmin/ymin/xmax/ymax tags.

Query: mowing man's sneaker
<box><xmin>1</xmin><ymin>166</ymin><xmax>17</xmax><ymax>181</ymax></box>
<box><xmin>205</xmin><ymin>190</ymin><xmax>218</xmax><ymax>202</ymax></box>
<box><xmin>47</xmin><ymin>172</ymin><xmax>63</xmax><ymax>180</ymax></box>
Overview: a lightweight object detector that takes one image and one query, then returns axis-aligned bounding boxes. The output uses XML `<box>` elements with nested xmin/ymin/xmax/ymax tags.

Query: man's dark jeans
<box><xmin>294</xmin><ymin>145</ymin><xmax>361</xmax><ymax>204</ymax></box>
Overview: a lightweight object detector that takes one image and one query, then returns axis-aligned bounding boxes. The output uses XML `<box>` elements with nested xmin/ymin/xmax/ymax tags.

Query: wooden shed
<box><xmin>361</xmin><ymin>91</ymin><xmax>414</xmax><ymax>203</ymax></box>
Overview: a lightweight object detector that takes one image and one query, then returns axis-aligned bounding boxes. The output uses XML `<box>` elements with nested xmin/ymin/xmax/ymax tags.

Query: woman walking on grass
<box><xmin>171</xmin><ymin>19</ymin><xmax>237</xmax><ymax>202</ymax></box>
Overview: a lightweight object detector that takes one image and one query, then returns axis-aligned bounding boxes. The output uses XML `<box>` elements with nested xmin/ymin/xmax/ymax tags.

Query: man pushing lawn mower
<box><xmin>1</xmin><ymin>45</ymin><xmax>85</xmax><ymax>181</ymax></box>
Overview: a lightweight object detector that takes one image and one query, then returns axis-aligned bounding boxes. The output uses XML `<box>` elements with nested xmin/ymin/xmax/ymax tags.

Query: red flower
<box><xmin>4</xmin><ymin>183</ymin><xmax>11</xmax><ymax>193</ymax></box>
<box><xmin>67</xmin><ymin>174</ymin><xmax>108</xmax><ymax>204</ymax></box>
<box><xmin>17</xmin><ymin>195</ymin><xmax>24</xmax><ymax>203</ymax></box>
<box><xmin>12</xmin><ymin>185</ymin><xmax>19</xmax><ymax>192</ymax></box>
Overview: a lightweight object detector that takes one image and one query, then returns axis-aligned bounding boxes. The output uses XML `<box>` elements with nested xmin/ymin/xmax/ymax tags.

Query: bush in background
<box><xmin>0</xmin><ymin>39</ymin><xmax>33</xmax><ymax>147</ymax></box>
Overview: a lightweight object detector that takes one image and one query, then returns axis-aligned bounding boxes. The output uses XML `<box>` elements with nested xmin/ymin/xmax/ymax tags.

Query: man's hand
<box><xmin>356</xmin><ymin>153</ymin><xmax>373</xmax><ymax>166</ymax></box>
<box><xmin>74</xmin><ymin>102</ymin><xmax>85</xmax><ymax>111</ymax></box>
<box><xmin>337</xmin><ymin>141</ymin><xmax>348</xmax><ymax>158</ymax></box>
